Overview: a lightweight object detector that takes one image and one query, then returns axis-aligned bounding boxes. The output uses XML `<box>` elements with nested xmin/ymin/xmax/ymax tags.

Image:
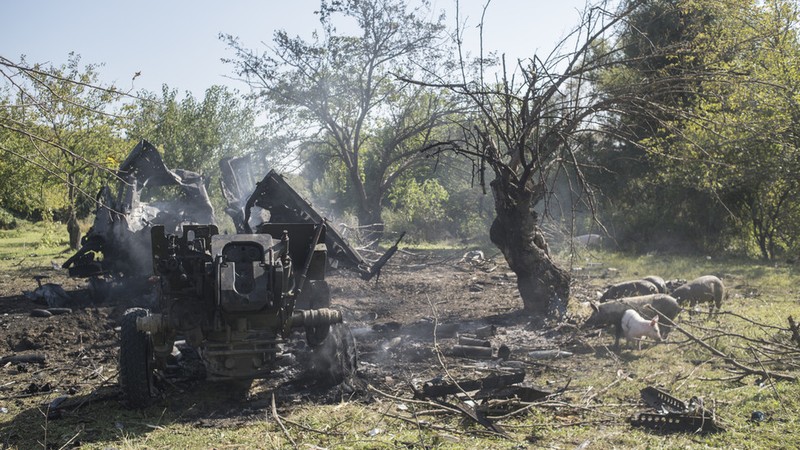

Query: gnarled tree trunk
<box><xmin>489</xmin><ymin>177</ymin><xmax>570</xmax><ymax>317</ymax></box>
<box><xmin>354</xmin><ymin>189</ymin><xmax>385</xmax><ymax>246</ymax></box>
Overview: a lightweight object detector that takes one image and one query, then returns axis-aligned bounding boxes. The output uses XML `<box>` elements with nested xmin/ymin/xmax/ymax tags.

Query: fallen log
<box><xmin>458</xmin><ymin>335</ymin><xmax>491</xmax><ymax>347</ymax></box>
<box><xmin>450</xmin><ymin>345</ymin><xmax>493</xmax><ymax>359</ymax></box>
<box><xmin>0</xmin><ymin>354</ymin><xmax>47</xmax><ymax>365</ymax></box>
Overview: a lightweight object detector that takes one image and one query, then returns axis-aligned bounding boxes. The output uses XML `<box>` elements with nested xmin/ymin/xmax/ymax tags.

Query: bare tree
<box><xmin>412</xmin><ymin>0</ymin><xmax>695</xmax><ymax>316</ymax></box>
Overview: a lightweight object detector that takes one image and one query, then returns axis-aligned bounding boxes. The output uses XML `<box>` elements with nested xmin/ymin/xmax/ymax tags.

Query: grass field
<box><xmin>0</xmin><ymin>222</ymin><xmax>798</xmax><ymax>449</ymax></box>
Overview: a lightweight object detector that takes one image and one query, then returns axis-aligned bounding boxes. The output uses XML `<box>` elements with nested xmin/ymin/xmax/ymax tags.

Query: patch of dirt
<box><xmin>0</xmin><ymin>249</ymin><xmax>612</xmax><ymax>439</ymax></box>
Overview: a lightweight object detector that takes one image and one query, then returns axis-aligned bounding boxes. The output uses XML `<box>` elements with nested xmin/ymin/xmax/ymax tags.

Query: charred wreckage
<box><xmin>63</xmin><ymin>140</ymin><xmax>398</xmax><ymax>407</ymax></box>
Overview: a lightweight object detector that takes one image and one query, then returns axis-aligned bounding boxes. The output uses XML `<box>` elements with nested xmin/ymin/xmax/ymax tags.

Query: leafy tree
<box><xmin>627</xmin><ymin>0</ymin><xmax>800</xmax><ymax>259</ymax></box>
<box><xmin>0</xmin><ymin>53</ymin><xmax>127</xmax><ymax>248</ymax></box>
<box><xmin>223</xmin><ymin>0</ymin><xmax>460</xmax><ymax>233</ymax></box>
<box><xmin>124</xmin><ymin>84</ymin><xmax>264</xmax><ymax>180</ymax></box>
<box><xmin>589</xmin><ymin>0</ymin><xmax>725</xmax><ymax>252</ymax></box>
<box><xmin>386</xmin><ymin>177</ymin><xmax>449</xmax><ymax>242</ymax></box>
<box><xmin>123</xmin><ymin>84</ymin><xmax>268</xmax><ymax>226</ymax></box>
<box><xmin>603</xmin><ymin>0</ymin><xmax>800</xmax><ymax>259</ymax></box>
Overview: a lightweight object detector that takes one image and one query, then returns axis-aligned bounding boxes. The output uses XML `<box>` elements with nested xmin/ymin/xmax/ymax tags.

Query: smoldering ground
<box><xmin>2</xmin><ymin>236</ymin><xmax>797</xmax><ymax>448</ymax></box>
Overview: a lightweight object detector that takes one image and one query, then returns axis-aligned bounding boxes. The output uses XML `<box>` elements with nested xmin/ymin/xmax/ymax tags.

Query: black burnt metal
<box><xmin>630</xmin><ymin>386</ymin><xmax>723</xmax><ymax>434</ymax></box>
<box><xmin>63</xmin><ymin>139</ymin><xmax>215</xmax><ymax>284</ymax></box>
<box><xmin>417</xmin><ymin>370</ymin><xmax>526</xmax><ymax>399</ymax></box>
<box><xmin>220</xmin><ymin>162</ymin><xmax>402</xmax><ymax>280</ymax></box>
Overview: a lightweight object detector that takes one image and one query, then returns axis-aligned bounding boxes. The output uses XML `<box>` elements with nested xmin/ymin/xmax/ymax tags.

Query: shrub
<box><xmin>0</xmin><ymin>207</ymin><xmax>18</xmax><ymax>230</ymax></box>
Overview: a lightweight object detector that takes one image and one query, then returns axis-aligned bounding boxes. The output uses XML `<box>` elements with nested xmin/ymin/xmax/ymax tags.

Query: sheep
<box><xmin>584</xmin><ymin>294</ymin><xmax>681</xmax><ymax>347</ymax></box>
<box><xmin>642</xmin><ymin>275</ymin><xmax>667</xmax><ymax>294</ymax></box>
<box><xmin>600</xmin><ymin>279</ymin><xmax>658</xmax><ymax>302</ymax></box>
<box><xmin>670</xmin><ymin>275</ymin><xmax>726</xmax><ymax>313</ymax></box>
<box><xmin>621</xmin><ymin>309</ymin><xmax>663</xmax><ymax>350</ymax></box>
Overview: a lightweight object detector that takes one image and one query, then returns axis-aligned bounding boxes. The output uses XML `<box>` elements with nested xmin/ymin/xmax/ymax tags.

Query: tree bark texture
<box><xmin>355</xmin><ymin>176</ymin><xmax>386</xmax><ymax>244</ymax></box>
<box><xmin>67</xmin><ymin>212</ymin><xmax>81</xmax><ymax>250</ymax></box>
<box><xmin>489</xmin><ymin>177</ymin><xmax>570</xmax><ymax>317</ymax></box>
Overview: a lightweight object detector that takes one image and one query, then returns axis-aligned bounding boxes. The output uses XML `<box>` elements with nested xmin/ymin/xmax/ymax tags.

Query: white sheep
<box><xmin>621</xmin><ymin>309</ymin><xmax>663</xmax><ymax>350</ymax></box>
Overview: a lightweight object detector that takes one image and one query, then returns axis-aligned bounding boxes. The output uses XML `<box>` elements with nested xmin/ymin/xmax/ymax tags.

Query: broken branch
<box><xmin>654</xmin><ymin>313</ymin><xmax>797</xmax><ymax>382</ymax></box>
<box><xmin>271</xmin><ymin>394</ymin><xmax>297</xmax><ymax>449</ymax></box>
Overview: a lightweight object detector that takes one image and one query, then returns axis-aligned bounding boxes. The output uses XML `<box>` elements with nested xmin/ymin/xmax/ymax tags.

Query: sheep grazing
<box><xmin>600</xmin><ymin>279</ymin><xmax>658</xmax><ymax>302</ymax></box>
<box><xmin>670</xmin><ymin>275</ymin><xmax>726</xmax><ymax>312</ymax></box>
<box><xmin>642</xmin><ymin>275</ymin><xmax>667</xmax><ymax>294</ymax></box>
<box><xmin>585</xmin><ymin>294</ymin><xmax>681</xmax><ymax>347</ymax></box>
<box><xmin>621</xmin><ymin>309</ymin><xmax>663</xmax><ymax>350</ymax></box>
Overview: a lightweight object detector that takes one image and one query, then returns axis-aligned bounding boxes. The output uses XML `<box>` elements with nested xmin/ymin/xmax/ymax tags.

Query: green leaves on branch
<box><xmin>628</xmin><ymin>0</ymin><xmax>800</xmax><ymax>259</ymax></box>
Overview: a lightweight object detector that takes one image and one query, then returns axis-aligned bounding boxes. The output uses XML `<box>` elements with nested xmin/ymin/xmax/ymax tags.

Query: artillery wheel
<box><xmin>119</xmin><ymin>308</ymin><xmax>155</xmax><ymax>408</ymax></box>
<box><xmin>303</xmin><ymin>280</ymin><xmax>332</xmax><ymax>347</ymax></box>
<box><xmin>308</xmin><ymin>322</ymin><xmax>357</xmax><ymax>385</ymax></box>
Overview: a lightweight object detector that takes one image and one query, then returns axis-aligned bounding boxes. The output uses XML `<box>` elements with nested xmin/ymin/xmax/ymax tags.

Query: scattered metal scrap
<box><xmin>630</xmin><ymin>386</ymin><xmax>723</xmax><ymax>434</ymax></box>
<box><xmin>22</xmin><ymin>282</ymin><xmax>73</xmax><ymax>308</ymax></box>
<box><xmin>416</xmin><ymin>370</ymin><xmax>527</xmax><ymax>399</ymax></box>
<box><xmin>411</xmin><ymin>370</ymin><xmax>553</xmax><ymax>438</ymax></box>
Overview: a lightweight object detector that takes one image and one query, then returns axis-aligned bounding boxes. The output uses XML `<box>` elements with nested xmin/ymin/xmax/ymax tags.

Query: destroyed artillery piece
<box><xmin>63</xmin><ymin>140</ymin><xmax>401</xmax><ymax>407</ymax></box>
<box><xmin>120</xmin><ymin>220</ymin><xmax>355</xmax><ymax>408</ymax></box>
<box><xmin>64</xmin><ymin>141</ymin><xmax>393</xmax><ymax>301</ymax></box>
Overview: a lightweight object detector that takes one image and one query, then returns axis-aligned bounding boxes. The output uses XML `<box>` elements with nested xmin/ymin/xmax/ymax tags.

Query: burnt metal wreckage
<box><xmin>63</xmin><ymin>140</ymin><xmax>402</xmax><ymax>407</ymax></box>
<box><xmin>630</xmin><ymin>386</ymin><xmax>723</xmax><ymax>434</ymax></box>
<box><xmin>63</xmin><ymin>140</ymin><xmax>217</xmax><ymax>302</ymax></box>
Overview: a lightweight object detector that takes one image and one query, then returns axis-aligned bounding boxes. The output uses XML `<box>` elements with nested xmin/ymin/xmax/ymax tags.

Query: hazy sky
<box><xmin>2</xmin><ymin>0</ymin><xmax>592</xmax><ymax>97</ymax></box>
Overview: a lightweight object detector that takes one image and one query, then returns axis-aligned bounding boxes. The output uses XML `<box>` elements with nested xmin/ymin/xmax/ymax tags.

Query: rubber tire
<box><xmin>309</xmin><ymin>322</ymin><xmax>357</xmax><ymax>385</ymax></box>
<box><xmin>119</xmin><ymin>308</ymin><xmax>154</xmax><ymax>408</ymax></box>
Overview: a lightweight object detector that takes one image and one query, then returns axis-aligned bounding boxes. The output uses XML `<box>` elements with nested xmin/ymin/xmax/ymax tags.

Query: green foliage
<box><xmin>647</xmin><ymin>0</ymin><xmax>800</xmax><ymax>259</ymax></box>
<box><xmin>0</xmin><ymin>207</ymin><xmax>17</xmax><ymax>230</ymax></box>
<box><xmin>36</xmin><ymin>212</ymin><xmax>66</xmax><ymax>248</ymax></box>
<box><xmin>224</xmin><ymin>0</ymin><xmax>459</xmax><ymax>227</ymax></box>
<box><xmin>591</xmin><ymin>0</ymin><xmax>800</xmax><ymax>259</ymax></box>
<box><xmin>0</xmin><ymin>53</ymin><xmax>127</xmax><ymax>222</ymax></box>
<box><xmin>386</xmin><ymin>178</ymin><xmax>449</xmax><ymax>241</ymax></box>
<box><xmin>590</xmin><ymin>0</ymin><xmax>712</xmax><ymax>252</ymax></box>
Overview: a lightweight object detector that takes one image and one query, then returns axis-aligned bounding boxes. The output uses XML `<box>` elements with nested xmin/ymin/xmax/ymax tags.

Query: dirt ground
<box><xmin>0</xmin><ymin>248</ymin><xmax>636</xmax><ymax>446</ymax></box>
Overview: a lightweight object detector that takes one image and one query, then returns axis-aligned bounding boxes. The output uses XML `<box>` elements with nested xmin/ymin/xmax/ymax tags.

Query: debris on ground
<box><xmin>23</xmin><ymin>283</ymin><xmax>73</xmax><ymax>308</ymax></box>
<box><xmin>630</xmin><ymin>386</ymin><xmax>723</xmax><ymax>434</ymax></box>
